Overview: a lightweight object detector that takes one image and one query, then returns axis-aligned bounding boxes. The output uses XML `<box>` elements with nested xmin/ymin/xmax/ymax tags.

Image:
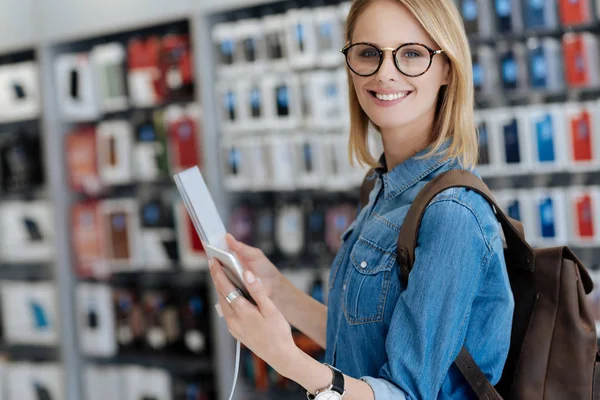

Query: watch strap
<box><xmin>325</xmin><ymin>364</ymin><xmax>345</xmax><ymax>395</ymax></box>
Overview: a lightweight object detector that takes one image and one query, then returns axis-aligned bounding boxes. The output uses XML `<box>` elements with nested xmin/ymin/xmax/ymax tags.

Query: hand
<box><xmin>226</xmin><ymin>234</ymin><xmax>283</xmax><ymax>301</ymax></box>
<box><xmin>209</xmin><ymin>258</ymin><xmax>299</xmax><ymax>376</ymax></box>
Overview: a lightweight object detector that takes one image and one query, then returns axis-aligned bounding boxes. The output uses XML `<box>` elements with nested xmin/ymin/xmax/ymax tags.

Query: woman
<box><xmin>209</xmin><ymin>0</ymin><xmax>514</xmax><ymax>398</ymax></box>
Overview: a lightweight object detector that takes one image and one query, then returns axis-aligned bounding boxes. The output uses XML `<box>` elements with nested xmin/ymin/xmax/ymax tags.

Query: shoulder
<box><xmin>422</xmin><ymin>182</ymin><xmax>501</xmax><ymax>253</ymax></box>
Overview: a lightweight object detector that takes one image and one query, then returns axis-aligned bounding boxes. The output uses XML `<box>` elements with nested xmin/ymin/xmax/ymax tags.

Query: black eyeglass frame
<box><xmin>341</xmin><ymin>42</ymin><xmax>445</xmax><ymax>77</ymax></box>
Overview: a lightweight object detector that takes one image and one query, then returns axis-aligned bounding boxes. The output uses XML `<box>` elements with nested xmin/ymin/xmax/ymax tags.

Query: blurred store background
<box><xmin>1</xmin><ymin>0</ymin><xmax>600</xmax><ymax>399</ymax></box>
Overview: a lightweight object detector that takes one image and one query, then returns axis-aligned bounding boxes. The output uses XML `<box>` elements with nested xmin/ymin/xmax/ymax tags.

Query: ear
<box><xmin>441</xmin><ymin>58</ymin><xmax>451</xmax><ymax>85</ymax></box>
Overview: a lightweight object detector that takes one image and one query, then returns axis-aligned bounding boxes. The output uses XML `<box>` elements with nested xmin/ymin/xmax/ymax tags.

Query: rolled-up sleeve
<box><xmin>359</xmin><ymin>198</ymin><xmax>494</xmax><ymax>399</ymax></box>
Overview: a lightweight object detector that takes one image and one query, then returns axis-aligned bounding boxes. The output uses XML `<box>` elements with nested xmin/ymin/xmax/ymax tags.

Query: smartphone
<box><xmin>205</xmin><ymin>244</ymin><xmax>253</xmax><ymax>304</ymax></box>
<box><xmin>174</xmin><ymin>166</ymin><xmax>251</xmax><ymax>300</ymax></box>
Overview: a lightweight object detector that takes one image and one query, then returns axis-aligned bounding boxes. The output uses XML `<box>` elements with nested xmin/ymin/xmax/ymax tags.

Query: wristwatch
<box><xmin>305</xmin><ymin>363</ymin><xmax>345</xmax><ymax>399</ymax></box>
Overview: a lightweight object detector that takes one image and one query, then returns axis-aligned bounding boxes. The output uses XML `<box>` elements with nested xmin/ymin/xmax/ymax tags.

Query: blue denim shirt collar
<box><xmin>374</xmin><ymin>140</ymin><xmax>452</xmax><ymax>200</ymax></box>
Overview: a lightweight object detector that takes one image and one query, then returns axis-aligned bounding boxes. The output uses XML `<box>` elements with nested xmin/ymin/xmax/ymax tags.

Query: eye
<box><xmin>402</xmin><ymin>50</ymin><xmax>424</xmax><ymax>58</ymax></box>
<box><xmin>359</xmin><ymin>49</ymin><xmax>379</xmax><ymax>58</ymax></box>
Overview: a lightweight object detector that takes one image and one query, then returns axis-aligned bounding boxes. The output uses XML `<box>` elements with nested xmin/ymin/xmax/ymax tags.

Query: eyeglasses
<box><xmin>341</xmin><ymin>42</ymin><xmax>444</xmax><ymax>77</ymax></box>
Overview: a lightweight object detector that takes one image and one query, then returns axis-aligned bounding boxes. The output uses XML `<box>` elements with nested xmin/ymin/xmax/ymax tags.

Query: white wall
<box><xmin>35</xmin><ymin>0</ymin><xmax>196</xmax><ymax>43</ymax></box>
<box><xmin>0</xmin><ymin>0</ymin><xmax>37</xmax><ymax>52</ymax></box>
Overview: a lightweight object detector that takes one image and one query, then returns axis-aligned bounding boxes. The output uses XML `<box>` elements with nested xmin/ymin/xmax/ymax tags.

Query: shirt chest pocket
<box><xmin>342</xmin><ymin>237</ymin><xmax>396</xmax><ymax>325</ymax></box>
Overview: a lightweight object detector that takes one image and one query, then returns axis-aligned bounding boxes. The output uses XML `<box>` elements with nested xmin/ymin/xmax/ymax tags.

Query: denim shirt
<box><xmin>325</xmin><ymin>145</ymin><xmax>514</xmax><ymax>399</ymax></box>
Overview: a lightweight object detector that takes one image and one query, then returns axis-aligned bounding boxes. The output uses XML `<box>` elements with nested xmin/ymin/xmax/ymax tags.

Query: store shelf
<box><xmin>480</xmin><ymin>169</ymin><xmax>600</xmax><ymax>189</ymax></box>
<box><xmin>0</xmin><ymin>263</ymin><xmax>54</xmax><ymax>281</ymax></box>
<box><xmin>86</xmin><ymin>353</ymin><xmax>213</xmax><ymax>376</ymax></box>
<box><xmin>80</xmin><ymin>269</ymin><xmax>209</xmax><ymax>288</ymax></box>
<box><xmin>0</xmin><ymin>344</ymin><xmax>59</xmax><ymax>362</ymax></box>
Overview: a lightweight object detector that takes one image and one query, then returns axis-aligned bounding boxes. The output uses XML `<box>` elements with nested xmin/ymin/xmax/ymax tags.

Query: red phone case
<box><xmin>563</xmin><ymin>35</ymin><xmax>589</xmax><ymax>87</ymax></box>
<box><xmin>559</xmin><ymin>0</ymin><xmax>591</xmax><ymax>26</ymax></box>
<box><xmin>576</xmin><ymin>194</ymin><xmax>595</xmax><ymax>238</ymax></box>
<box><xmin>570</xmin><ymin>110</ymin><xmax>593</xmax><ymax>161</ymax></box>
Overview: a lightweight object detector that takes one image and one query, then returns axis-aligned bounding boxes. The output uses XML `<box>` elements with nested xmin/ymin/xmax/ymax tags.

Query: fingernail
<box><xmin>245</xmin><ymin>270</ymin><xmax>256</xmax><ymax>284</ymax></box>
<box><xmin>215</xmin><ymin>304</ymin><xmax>223</xmax><ymax>317</ymax></box>
<box><xmin>208</xmin><ymin>259</ymin><xmax>214</xmax><ymax>269</ymax></box>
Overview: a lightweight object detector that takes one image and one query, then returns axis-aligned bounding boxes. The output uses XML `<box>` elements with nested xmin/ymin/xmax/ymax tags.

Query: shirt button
<box><xmin>343</xmin><ymin>284</ymin><xmax>347</xmax><ymax>291</ymax></box>
<box><xmin>360</xmin><ymin>261</ymin><xmax>368</xmax><ymax>269</ymax></box>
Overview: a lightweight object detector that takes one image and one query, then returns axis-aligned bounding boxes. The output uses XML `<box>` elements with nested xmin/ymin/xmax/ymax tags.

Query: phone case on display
<box><xmin>523</xmin><ymin>0</ymin><xmax>558</xmax><ymax>30</ymax></box>
<box><xmin>570</xmin><ymin>187</ymin><xmax>600</xmax><ymax>244</ymax></box>
<box><xmin>304</xmin><ymin>201</ymin><xmax>328</xmax><ymax>261</ymax></box>
<box><xmin>268</xmin><ymin>135</ymin><xmax>296</xmax><ymax>191</ymax></box>
<box><xmin>113</xmin><ymin>288</ymin><xmax>145</xmax><ymax>350</ymax></box>
<box><xmin>76</xmin><ymin>283</ymin><xmax>117</xmax><ymax>357</ymax></box>
<box><xmin>1</xmin><ymin>282</ymin><xmax>58</xmax><ymax>346</ymax></box>
<box><xmin>575</xmin><ymin>192</ymin><xmax>595</xmax><ymax>239</ymax></box>
<box><xmin>142</xmin><ymin>290</ymin><xmax>181</xmax><ymax>352</ymax></box>
<box><xmin>498</xmin><ymin>43</ymin><xmax>528</xmax><ymax>91</ymax></box>
<box><xmin>527</xmin><ymin>38</ymin><xmax>563</xmax><ymax>90</ymax></box>
<box><xmin>228</xmin><ymin>206</ymin><xmax>255</xmax><ymax>247</ymax></box>
<box><xmin>161</xmin><ymin>33</ymin><xmax>194</xmax><ymax>101</ymax></box>
<box><xmin>494</xmin><ymin>0</ymin><xmax>523</xmax><ymax>33</ymax></box>
<box><xmin>474</xmin><ymin>46</ymin><xmax>499</xmax><ymax>96</ymax></box>
<box><xmin>172</xmin><ymin>380</ymin><xmax>211</xmax><ymax>400</ymax></box>
<box><xmin>96</xmin><ymin>120</ymin><xmax>134</xmax><ymax>185</ymax></box>
<box><xmin>100</xmin><ymin>199</ymin><xmax>140</xmax><ymax>272</ymax></box>
<box><xmin>532</xmin><ymin>189</ymin><xmax>567</xmax><ymax>246</ymax></box>
<box><xmin>54</xmin><ymin>52</ymin><xmax>100</xmax><ymax>121</ymax></box>
<box><xmin>262</xmin><ymin>74</ymin><xmax>301</xmax><ymax>130</ymax></box>
<box><xmin>127</xmin><ymin>36</ymin><xmax>164</xmax><ymax>107</ymax></box>
<box><xmin>255</xmin><ymin>206</ymin><xmax>276</xmax><ymax>258</ymax></box>
<box><xmin>325</xmin><ymin>204</ymin><xmax>356</xmax><ymax>255</ymax></box>
<box><xmin>275</xmin><ymin>204</ymin><xmax>305</xmax><ymax>258</ymax></box>
<box><xmin>0</xmin><ymin>133</ymin><xmax>43</xmax><ymax>193</ymax></box>
<box><xmin>132</xmin><ymin>110</ymin><xmax>169</xmax><ymax>181</ymax></box>
<box><xmin>562</xmin><ymin>32</ymin><xmax>599</xmax><ymax>88</ymax></box>
<box><xmin>559</xmin><ymin>0</ymin><xmax>593</xmax><ymax>26</ymax></box>
<box><xmin>567</xmin><ymin>104</ymin><xmax>595</xmax><ymax>163</ymax></box>
<box><xmin>0</xmin><ymin>201</ymin><xmax>54</xmax><ymax>263</ymax></box>
<box><xmin>166</xmin><ymin>105</ymin><xmax>202</xmax><ymax>173</ymax></box>
<box><xmin>315</xmin><ymin>6</ymin><xmax>344</xmax><ymax>67</ymax></box>
<box><xmin>0</xmin><ymin>62</ymin><xmax>40</xmax><ymax>122</ymax></box>
<box><xmin>91</xmin><ymin>42</ymin><xmax>129</xmax><ymax>112</ymax></box>
<box><xmin>477</xmin><ymin>118</ymin><xmax>491</xmax><ymax>167</ymax></box>
<box><xmin>138</xmin><ymin>192</ymin><xmax>179</xmax><ymax>269</ymax></box>
<box><xmin>71</xmin><ymin>201</ymin><xmax>106</xmax><ymax>279</ymax></box>
<box><xmin>294</xmin><ymin>134</ymin><xmax>325</xmax><ymax>189</ymax></box>
<box><xmin>460</xmin><ymin>0</ymin><xmax>480</xmax><ymax>34</ymax></box>
<box><xmin>503</xmin><ymin>117</ymin><xmax>521</xmax><ymax>164</ymax></box>
<box><xmin>246</xmin><ymin>137</ymin><xmax>271</xmax><ymax>190</ymax></box>
<box><xmin>286</xmin><ymin>9</ymin><xmax>318</xmax><ymax>69</ymax></box>
<box><xmin>263</xmin><ymin>14</ymin><xmax>289</xmax><ymax>68</ymax></box>
<box><xmin>66</xmin><ymin>126</ymin><xmax>103</xmax><ymax>195</ymax></box>
<box><xmin>212</xmin><ymin>22</ymin><xmax>238</xmax><ymax>72</ymax></box>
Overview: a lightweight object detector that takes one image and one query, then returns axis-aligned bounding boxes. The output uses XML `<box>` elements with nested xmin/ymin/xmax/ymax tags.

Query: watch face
<box><xmin>315</xmin><ymin>392</ymin><xmax>342</xmax><ymax>400</ymax></box>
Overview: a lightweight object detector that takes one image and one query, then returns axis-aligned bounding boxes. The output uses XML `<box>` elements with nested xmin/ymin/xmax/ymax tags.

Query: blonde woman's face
<box><xmin>349</xmin><ymin>0</ymin><xmax>449</xmax><ymax>132</ymax></box>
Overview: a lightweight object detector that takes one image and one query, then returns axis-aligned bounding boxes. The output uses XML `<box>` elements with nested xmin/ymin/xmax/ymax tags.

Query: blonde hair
<box><xmin>345</xmin><ymin>0</ymin><xmax>478</xmax><ymax>170</ymax></box>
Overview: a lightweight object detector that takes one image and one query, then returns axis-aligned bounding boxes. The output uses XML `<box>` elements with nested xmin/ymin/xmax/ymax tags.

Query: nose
<box><xmin>375</xmin><ymin>50</ymin><xmax>401</xmax><ymax>82</ymax></box>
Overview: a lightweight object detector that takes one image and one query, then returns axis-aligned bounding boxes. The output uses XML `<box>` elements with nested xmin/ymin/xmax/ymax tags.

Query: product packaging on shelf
<box><xmin>530</xmin><ymin>188</ymin><xmax>568</xmax><ymax>247</ymax></box>
<box><xmin>175</xmin><ymin>201</ymin><xmax>208</xmax><ymax>269</ymax></box>
<box><xmin>138</xmin><ymin>190</ymin><xmax>179</xmax><ymax>270</ymax></box>
<box><xmin>72</xmin><ymin>201</ymin><xmax>107</xmax><ymax>278</ymax></box>
<box><xmin>275</xmin><ymin>203</ymin><xmax>305</xmax><ymax>259</ymax></box>
<box><xmin>1</xmin><ymin>282</ymin><xmax>58</xmax><ymax>346</ymax></box>
<box><xmin>473</xmin><ymin>45</ymin><xmax>499</xmax><ymax>96</ymax></box>
<box><xmin>0</xmin><ymin>61</ymin><xmax>40</xmax><ymax>122</ymax></box>
<box><xmin>459</xmin><ymin>0</ymin><xmax>495</xmax><ymax>37</ymax></box>
<box><xmin>127</xmin><ymin>36</ymin><xmax>164</xmax><ymax>107</ymax></box>
<box><xmin>523</xmin><ymin>0</ymin><xmax>559</xmax><ymax>30</ymax></box>
<box><xmin>526</xmin><ymin>37</ymin><xmax>565</xmax><ymax>91</ymax></box>
<box><xmin>285</xmin><ymin>8</ymin><xmax>318</xmax><ymax>70</ymax></box>
<box><xmin>166</xmin><ymin>104</ymin><xmax>203</xmax><ymax>174</ymax></box>
<box><xmin>66</xmin><ymin>125</ymin><xmax>103</xmax><ymax>195</ymax></box>
<box><xmin>525</xmin><ymin>105</ymin><xmax>568</xmax><ymax>171</ymax></box>
<box><xmin>6</xmin><ymin>363</ymin><xmax>64</xmax><ymax>400</ymax></box>
<box><xmin>90</xmin><ymin>42</ymin><xmax>129</xmax><ymax>113</ymax></box>
<box><xmin>497</xmin><ymin>42</ymin><xmax>529</xmax><ymax>92</ymax></box>
<box><xmin>0</xmin><ymin>201</ymin><xmax>54</xmax><ymax>263</ymax></box>
<box><xmin>55</xmin><ymin>52</ymin><xmax>100</xmax><ymax>121</ymax></box>
<box><xmin>314</xmin><ymin>5</ymin><xmax>345</xmax><ymax>68</ymax></box>
<box><xmin>96</xmin><ymin>119</ymin><xmax>134</xmax><ymax>185</ymax></box>
<box><xmin>564</xmin><ymin>101</ymin><xmax>600</xmax><ymax>169</ymax></box>
<box><xmin>559</xmin><ymin>0</ymin><xmax>594</xmax><ymax>26</ymax></box>
<box><xmin>131</xmin><ymin>109</ymin><xmax>170</xmax><ymax>182</ymax></box>
<box><xmin>0</xmin><ymin>132</ymin><xmax>44</xmax><ymax>193</ymax></box>
<box><xmin>562</xmin><ymin>32</ymin><xmax>600</xmax><ymax>88</ymax></box>
<box><xmin>76</xmin><ymin>283</ymin><xmax>117</xmax><ymax>357</ymax></box>
<box><xmin>569</xmin><ymin>186</ymin><xmax>600</xmax><ymax>246</ymax></box>
<box><xmin>161</xmin><ymin>33</ymin><xmax>195</xmax><ymax>102</ymax></box>
<box><xmin>99</xmin><ymin>199</ymin><xmax>141</xmax><ymax>272</ymax></box>
<box><xmin>494</xmin><ymin>0</ymin><xmax>524</xmax><ymax>33</ymax></box>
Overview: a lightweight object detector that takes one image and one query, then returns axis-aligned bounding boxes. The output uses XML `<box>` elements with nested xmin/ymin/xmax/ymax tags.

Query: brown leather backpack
<box><xmin>360</xmin><ymin>169</ymin><xmax>600</xmax><ymax>399</ymax></box>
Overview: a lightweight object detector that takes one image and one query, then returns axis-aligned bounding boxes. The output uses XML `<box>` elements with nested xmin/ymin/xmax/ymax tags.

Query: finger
<box><xmin>226</xmin><ymin>234</ymin><xmax>263</xmax><ymax>262</ymax></box>
<box><xmin>215</xmin><ymin>303</ymin><xmax>223</xmax><ymax>318</ymax></box>
<box><xmin>210</xmin><ymin>259</ymin><xmax>254</xmax><ymax>313</ymax></box>
<box><xmin>244</xmin><ymin>270</ymin><xmax>277</xmax><ymax>316</ymax></box>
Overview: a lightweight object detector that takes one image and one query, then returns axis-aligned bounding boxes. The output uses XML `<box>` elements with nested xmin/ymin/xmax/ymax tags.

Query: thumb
<box><xmin>227</xmin><ymin>234</ymin><xmax>263</xmax><ymax>262</ymax></box>
<box><xmin>244</xmin><ymin>270</ymin><xmax>275</xmax><ymax>315</ymax></box>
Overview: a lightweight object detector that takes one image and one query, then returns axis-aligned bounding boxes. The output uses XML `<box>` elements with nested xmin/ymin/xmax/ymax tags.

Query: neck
<box><xmin>381</xmin><ymin>119</ymin><xmax>434</xmax><ymax>171</ymax></box>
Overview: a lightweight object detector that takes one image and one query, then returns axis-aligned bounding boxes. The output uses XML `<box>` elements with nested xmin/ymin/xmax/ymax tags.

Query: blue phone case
<box><xmin>524</xmin><ymin>0</ymin><xmax>546</xmax><ymax>28</ymax></box>
<box><xmin>501</xmin><ymin>51</ymin><xmax>519</xmax><ymax>90</ymax></box>
<box><xmin>495</xmin><ymin>0</ymin><xmax>513</xmax><ymax>32</ymax></box>
<box><xmin>529</xmin><ymin>46</ymin><xmax>548</xmax><ymax>89</ymax></box>
<box><xmin>507</xmin><ymin>199</ymin><xmax>521</xmax><ymax>221</ymax></box>
<box><xmin>503</xmin><ymin>118</ymin><xmax>521</xmax><ymax>163</ymax></box>
<box><xmin>536</xmin><ymin>114</ymin><xmax>556</xmax><ymax>162</ymax></box>
<box><xmin>539</xmin><ymin>198</ymin><xmax>556</xmax><ymax>238</ymax></box>
<box><xmin>30</xmin><ymin>300</ymin><xmax>50</xmax><ymax>329</ymax></box>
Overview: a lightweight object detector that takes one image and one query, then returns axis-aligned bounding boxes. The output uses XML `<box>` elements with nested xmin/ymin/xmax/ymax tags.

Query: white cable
<box><xmin>228</xmin><ymin>339</ymin><xmax>241</xmax><ymax>400</ymax></box>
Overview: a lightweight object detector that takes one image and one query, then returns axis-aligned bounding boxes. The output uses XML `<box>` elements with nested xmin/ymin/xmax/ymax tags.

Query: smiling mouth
<box><xmin>369</xmin><ymin>90</ymin><xmax>412</xmax><ymax>101</ymax></box>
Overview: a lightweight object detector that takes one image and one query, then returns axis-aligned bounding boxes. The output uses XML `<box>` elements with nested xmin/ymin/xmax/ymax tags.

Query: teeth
<box><xmin>375</xmin><ymin>92</ymin><xmax>410</xmax><ymax>101</ymax></box>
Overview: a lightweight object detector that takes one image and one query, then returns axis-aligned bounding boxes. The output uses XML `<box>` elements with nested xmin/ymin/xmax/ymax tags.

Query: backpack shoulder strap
<box><xmin>396</xmin><ymin>169</ymin><xmax>534</xmax><ymax>284</ymax></box>
<box><xmin>359</xmin><ymin>169</ymin><xmax>377</xmax><ymax>209</ymax></box>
